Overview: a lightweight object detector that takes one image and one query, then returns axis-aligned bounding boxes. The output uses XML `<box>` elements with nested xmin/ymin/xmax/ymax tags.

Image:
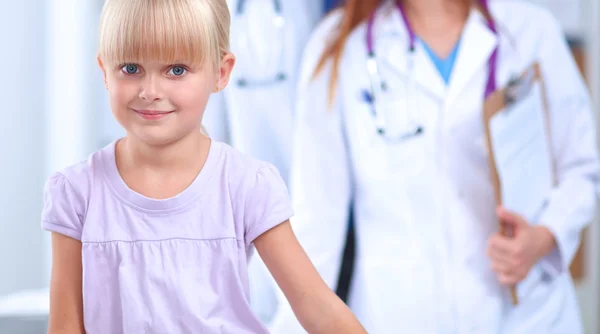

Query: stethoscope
<box><xmin>364</xmin><ymin>0</ymin><xmax>498</xmax><ymax>141</ymax></box>
<box><xmin>235</xmin><ymin>0</ymin><xmax>287</xmax><ymax>88</ymax></box>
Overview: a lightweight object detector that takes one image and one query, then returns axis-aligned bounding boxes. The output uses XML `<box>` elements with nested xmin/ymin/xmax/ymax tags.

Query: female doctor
<box><xmin>201</xmin><ymin>0</ymin><xmax>321</xmax><ymax>324</ymax></box>
<box><xmin>270</xmin><ymin>0</ymin><xmax>600</xmax><ymax>333</ymax></box>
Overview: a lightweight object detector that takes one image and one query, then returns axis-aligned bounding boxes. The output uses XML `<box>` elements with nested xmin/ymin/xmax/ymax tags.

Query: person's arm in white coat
<box><xmin>202</xmin><ymin>90</ymin><xmax>230</xmax><ymax>143</ymax></box>
<box><xmin>489</xmin><ymin>7</ymin><xmax>600</xmax><ymax>284</ymax></box>
<box><xmin>268</xmin><ymin>11</ymin><xmax>352</xmax><ymax>333</ymax></box>
<box><xmin>534</xmin><ymin>10</ymin><xmax>600</xmax><ymax>277</ymax></box>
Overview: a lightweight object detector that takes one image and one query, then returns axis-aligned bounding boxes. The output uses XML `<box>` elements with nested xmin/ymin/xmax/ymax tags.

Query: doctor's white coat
<box><xmin>270</xmin><ymin>1</ymin><xmax>600</xmax><ymax>333</ymax></box>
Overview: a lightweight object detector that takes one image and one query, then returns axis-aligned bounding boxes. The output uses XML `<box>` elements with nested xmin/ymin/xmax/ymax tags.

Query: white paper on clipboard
<box><xmin>489</xmin><ymin>82</ymin><xmax>554</xmax><ymax>224</ymax></box>
<box><xmin>489</xmin><ymin>81</ymin><xmax>555</xmax><ymax>300</ymax></box>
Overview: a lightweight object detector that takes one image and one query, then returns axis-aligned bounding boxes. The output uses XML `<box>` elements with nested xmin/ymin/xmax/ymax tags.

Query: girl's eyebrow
<box><xmin>167</xmin><ymin>61</ymin><xmax>194</xmax><ymax>66</ymax></box>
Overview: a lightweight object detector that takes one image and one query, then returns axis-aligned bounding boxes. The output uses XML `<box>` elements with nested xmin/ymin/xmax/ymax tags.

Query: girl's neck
<box><xmin>114</xmin><ymin>127</ymin><xmax>212</xmax><ymax>200</ymax></box>
<box><xmin>118</xmin><ymin>127</ymin><xmax>210</xmax><ymax>173</ymax></box>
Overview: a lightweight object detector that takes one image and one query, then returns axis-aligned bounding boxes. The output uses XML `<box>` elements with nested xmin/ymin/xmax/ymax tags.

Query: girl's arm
<box><xmin>47</xmin><ymin>232</ymin><xmax>85</xmax><ymax>334</ymax></box>
<box><xmin>255</xmin><ymin>221</ymin><xmax>366</xmax><ymax>333</ymax></box>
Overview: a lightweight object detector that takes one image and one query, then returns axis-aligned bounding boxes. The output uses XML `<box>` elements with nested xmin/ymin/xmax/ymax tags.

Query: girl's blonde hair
<box><xmin>98</xmin><ymin>0</ymin><xmax>230</xmax><ymax>70</ymax></box>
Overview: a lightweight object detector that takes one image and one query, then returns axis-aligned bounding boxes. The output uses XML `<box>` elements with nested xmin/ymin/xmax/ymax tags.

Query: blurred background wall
<box><xmin>0</xmin><ymin>0</ymin><xmax>47</xmax><ymax>298</ymax></box>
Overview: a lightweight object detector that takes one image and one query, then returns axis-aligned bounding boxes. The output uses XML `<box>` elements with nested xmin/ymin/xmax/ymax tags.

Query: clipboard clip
<box><xmin>503</xmin><ymin>67</ymin><xmax>536</xmax><ymax>108</ymax></box>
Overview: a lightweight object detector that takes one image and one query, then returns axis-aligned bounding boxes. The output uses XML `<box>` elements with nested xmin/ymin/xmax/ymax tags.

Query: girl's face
<box><xmin>99</xmin><ymin>56</ymin><xmax>233</xmax><ymax>146</ymax></box>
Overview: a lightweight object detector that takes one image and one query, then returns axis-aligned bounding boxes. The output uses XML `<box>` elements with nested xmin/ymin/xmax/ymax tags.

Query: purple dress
<box><xmin>42</xmin><ymin>140</ymin><xmax>294</xmax><ymax>333</ymax></box>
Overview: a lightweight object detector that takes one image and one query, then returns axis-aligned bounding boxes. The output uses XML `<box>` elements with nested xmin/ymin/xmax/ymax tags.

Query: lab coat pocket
<box><xmin>352</xmin><ymin>80</ymin><xmax>428</xmax><ymax>180</ymax></box>
<box><xmin>503</xmin><ymin>264</ymin><xmax>564</xmax><ymax>334</ymax></box>
<box><xmin>516</xmin><ymin>264</ymin><xmax>545</xmax><ymax>301</ymax></box>
<box><xmin>383</xmin><ymin>93</ymin><xmax>429</xmax><ymax>177</ymax></box>
<box><xmin>352</xmin><ymin>98</ymin><xmax>391</xmax><ymax>180</ymax></box>
<box><xmin>386</xmin><ymin>129</ymin><xmax>427</xmax><ymax>178</ymax></box>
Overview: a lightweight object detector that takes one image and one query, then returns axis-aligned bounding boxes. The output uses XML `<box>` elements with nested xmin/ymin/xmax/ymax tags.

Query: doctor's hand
<box><xmin>486</xmin><ymin>206</ymin><xmax>556</xmax><ymax>286</ymax></box>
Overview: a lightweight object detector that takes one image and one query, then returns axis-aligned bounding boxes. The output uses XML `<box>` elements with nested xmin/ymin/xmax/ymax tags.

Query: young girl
<box><xmin>41</xmin><ymin>0</ymin><xmax>366</xmax><ymax>333</ymax></box>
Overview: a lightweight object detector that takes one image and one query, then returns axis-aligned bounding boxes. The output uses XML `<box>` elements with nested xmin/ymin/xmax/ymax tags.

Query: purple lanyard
<box><xmin>366</xmin><ymin>0</ymin><xmax>498</xmax><ymax>98</ymax></box>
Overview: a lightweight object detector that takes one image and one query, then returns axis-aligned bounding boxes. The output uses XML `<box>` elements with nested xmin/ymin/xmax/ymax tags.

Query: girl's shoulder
<box><xmin>213</xmin><ymin>142</ymin><xmax>292</xmax><ymax>246</ymax></box>
<box><xmin>46</xmin><ymin>143</ymin><xmax>109</xmax><ymax>199</ymax></box>
<box><xmin>215</xmin><ymin>142</ymin><xmax>287</xmax><ymax>192</ymax></box>
<box><xmin>41</xmin><ymin>146</ymin><xmax>108</xmax><ymax>239</ymax></box>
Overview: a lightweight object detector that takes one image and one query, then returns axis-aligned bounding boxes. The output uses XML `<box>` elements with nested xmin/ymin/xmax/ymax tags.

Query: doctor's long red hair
<box><xmin>314</xmin><ymin>0</ymin><xmax>495</xmax><ymax>106</ymax></box>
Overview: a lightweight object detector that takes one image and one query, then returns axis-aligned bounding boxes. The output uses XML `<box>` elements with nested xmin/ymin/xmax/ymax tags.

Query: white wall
<box><xmin>43</xmin><ymin>0</ymin><xmax>108</xmax><ymax>283</ymax></box>
<box><xmin>0</xmin><ymin>0</ymin><xmax>107</xmax><ymax>298</ymax></box>
<box><xmin>0</xmin><ymin>0</ymin><xmax>47</xmax><ymax>297</ymax></box>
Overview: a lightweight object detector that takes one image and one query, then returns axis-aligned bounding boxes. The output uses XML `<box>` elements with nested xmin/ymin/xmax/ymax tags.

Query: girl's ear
<box><xmin>214</xmin><ymin>52</ymin><xmax>236</xmax><ymax>92</ymax></box>
<box><xmin>97</xmin><ymin>57</ymin><xmax>108</xmax><ymax>89</ymax></box>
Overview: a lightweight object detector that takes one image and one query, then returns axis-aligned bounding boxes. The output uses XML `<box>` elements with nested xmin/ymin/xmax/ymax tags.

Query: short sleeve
<box><xmin>243</xmin><ymin>163</ymin><xmax>294</xmax><ymax>246</ymax></box>
<box><xmin>41</xmin><ymin>172</ymin><xmax>85</xmax><ymax>241</ymax></box>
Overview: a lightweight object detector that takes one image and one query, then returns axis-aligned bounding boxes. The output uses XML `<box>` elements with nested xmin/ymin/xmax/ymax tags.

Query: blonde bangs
<box><xmin>98</xmin><ymin>0</ymin><xmax>228</xmax><ymax>68</ymax></box>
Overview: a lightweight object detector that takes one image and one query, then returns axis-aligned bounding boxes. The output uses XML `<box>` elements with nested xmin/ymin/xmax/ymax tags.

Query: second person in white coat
<box><xmin>201</xmin><ymin>0</ymin><xmax>321</xmax><ymax>324</ymax></box>
<box><xmin>271</xmin><ymin>0</ymin><xmax>600</xmax><ymax>333</ymax></box>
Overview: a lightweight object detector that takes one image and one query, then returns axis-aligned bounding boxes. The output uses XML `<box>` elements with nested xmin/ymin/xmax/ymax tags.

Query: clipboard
<box><xmin>482</xmin><ymin>62</ymin><xmax>556</xmax><ymax>305</ymax></box>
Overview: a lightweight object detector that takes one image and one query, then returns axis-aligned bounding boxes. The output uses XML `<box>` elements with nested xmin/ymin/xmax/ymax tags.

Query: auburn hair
<box><xmin>315</xmin><ymin>0</ymin><xmax>495</xmax><ymax>105</ymax></box>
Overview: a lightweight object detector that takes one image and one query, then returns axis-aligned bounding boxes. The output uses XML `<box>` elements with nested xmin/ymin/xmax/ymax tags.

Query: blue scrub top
<box><xmin>420</xmin><ymin>38</ymin><xmax>461</xmax><ymax>84</ymax></box>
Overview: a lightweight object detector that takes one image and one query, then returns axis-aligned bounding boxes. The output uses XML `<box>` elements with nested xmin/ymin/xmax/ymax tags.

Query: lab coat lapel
<box><xmin>376</xmin><ymin>7</ymin><xmax>446</xmax><ymax>100</ymax></box>
<box><xmin>445</xmin><ymin>8</ymin><xmax>498</xmax><ymax>106</ymax></box>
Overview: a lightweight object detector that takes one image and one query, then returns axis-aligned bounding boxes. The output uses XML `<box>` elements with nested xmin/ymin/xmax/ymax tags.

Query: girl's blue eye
<box><xmin>122</xmin><ymin>64</ymin><xmax>139</xmax><ymax>74</ymax></box>
<box><xmin>169</xmin><ymin>66</ymin><xmax>187</xmax><ymax>76</ymax></box>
